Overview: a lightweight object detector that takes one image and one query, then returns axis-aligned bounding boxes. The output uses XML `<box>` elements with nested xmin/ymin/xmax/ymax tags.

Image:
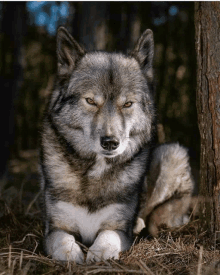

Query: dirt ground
<box><xmin>0</xmin><ymin>151</ymin><xmax>219</xmax><ymax>275</ymax></box>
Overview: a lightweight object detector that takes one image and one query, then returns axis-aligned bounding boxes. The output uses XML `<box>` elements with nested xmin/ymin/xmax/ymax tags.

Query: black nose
<box><xmin>100</xmin><ymin>136</ymin><xmax>119</xmax><ymax>151</ymax></box>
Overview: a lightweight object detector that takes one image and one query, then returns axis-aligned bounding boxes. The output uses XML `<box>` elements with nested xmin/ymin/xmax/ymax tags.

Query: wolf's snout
<box><xmin>100</xmin><ymin>136</ymin><xmax>119</xmax><ymax>151</ymax></box>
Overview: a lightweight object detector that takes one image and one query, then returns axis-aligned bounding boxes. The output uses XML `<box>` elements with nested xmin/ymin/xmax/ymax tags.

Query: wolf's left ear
<box><xmin>131</xmin><ymin>29</ymin><xmax>154</xmax><ymax>81</ymax></box>
<box><xmin>57</xmin><ymin>27</ymin><xmax>85</xmax><ymax>77</ymax></box>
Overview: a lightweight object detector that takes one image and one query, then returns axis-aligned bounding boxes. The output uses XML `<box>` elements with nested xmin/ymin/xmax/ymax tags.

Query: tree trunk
<box><xmin>72</xmin><ymin>3</ymin><xmax>141</xmax><ymax>52</ymax></box>
<box><xmin>195</xmin><ymin>2</ymin><xmax>220</xmax><ymax>233</ymax></box>
<box><xmin>0</xmin><ymin>2</ymin><xmax>27</xmax><ymax>190</ymax></box>
<box><xmin>75</xmin><ymin>2</ymin><xmax>110</xmax><ymax>51</ymax></box>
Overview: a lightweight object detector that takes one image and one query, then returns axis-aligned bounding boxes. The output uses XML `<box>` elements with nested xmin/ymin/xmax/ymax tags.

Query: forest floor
<box><xmin>0</xmin><ymin>150</ymin><xmax>220</xmax><ymax>275</ymax></box>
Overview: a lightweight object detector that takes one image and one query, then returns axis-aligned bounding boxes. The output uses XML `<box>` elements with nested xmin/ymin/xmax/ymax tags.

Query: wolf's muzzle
<box><xmin>100</xmin><ymin>136</ymin><xmax>119</xmax><ymax>151</ymax></box>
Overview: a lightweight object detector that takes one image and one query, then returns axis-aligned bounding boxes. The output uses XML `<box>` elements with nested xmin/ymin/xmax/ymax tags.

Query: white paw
<box><xmin>133</xmin><ymin>217</ymin><xmax>145</xmax><ymax>234</ymax></box>
<box><xmin>86</xmin><ymin>242</ymin><xmax>120</xmax><ymax>263</ymax></box>
<box><xmin>86</xmin><ymin>230</ymin><xmax>129</xmax><ymax>263</ymax></box>
<box><xmin>46</xmin><ymin>231</ymin><xmax>84</xmax><ymax>264</ymax></box>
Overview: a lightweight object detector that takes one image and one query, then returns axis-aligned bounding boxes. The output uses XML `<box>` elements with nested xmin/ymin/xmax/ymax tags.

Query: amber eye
<box><xmin>86</xmin><ymin>98</ymin><xmax>96</xmax><ymax>106</ymax></box>
<box><xmin>123</xmin><ymin>101</ymin><xmax>133</xmax><ymax>108</ymax></box>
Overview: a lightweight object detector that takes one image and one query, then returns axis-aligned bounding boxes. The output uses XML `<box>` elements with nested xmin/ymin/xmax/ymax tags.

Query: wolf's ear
<box><xmin>57</xmin><ymin>27</ymin><xmax>85</xmax><ymax>77</ymax></box>
<box><xmin>131</xmin><ymin>29</ymin><xmax>154</xmax><ymax>81</ymax></box>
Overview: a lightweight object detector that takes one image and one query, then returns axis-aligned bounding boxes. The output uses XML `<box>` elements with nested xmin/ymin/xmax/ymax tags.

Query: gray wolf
<box><xmin>40</xmin><ymin>26</ymin><xmax>194</xmax><ymax>264</ymax></box>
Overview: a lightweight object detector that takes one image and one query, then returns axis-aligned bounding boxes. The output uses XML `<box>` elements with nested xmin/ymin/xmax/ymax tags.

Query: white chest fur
<box><xmin>51</xmin><ymin>201</ymin><xmax>122</xmax><ymax>244</ymax></box>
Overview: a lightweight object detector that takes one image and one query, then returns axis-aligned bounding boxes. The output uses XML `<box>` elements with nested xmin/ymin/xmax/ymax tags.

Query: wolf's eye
<box><xmin>86</xmin><ymin>98</ymin><xmax>96</xmax><ymax>106</ymax></box>
<box><xmin>123</xmin><ymin>101</ymin><xmax>133</xmax><ymax>108</ymax></box>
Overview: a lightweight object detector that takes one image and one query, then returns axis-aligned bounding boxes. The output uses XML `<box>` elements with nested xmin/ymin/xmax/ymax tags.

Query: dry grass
<box><xmin>0</xmin><ymin>151</ymin><xmax>220</xmax><ymax>275</ymax></box>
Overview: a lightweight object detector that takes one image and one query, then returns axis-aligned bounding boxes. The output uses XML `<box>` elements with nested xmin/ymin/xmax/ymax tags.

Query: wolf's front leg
<box><xmin>45</xmin><ymin>230</ymin><xmax>84</xmax><ymax>264</ymax></box>
<box><xmin>86</xmin><ymin>230</ymin><xmax>131</xmax><ymax>263</ymax></box>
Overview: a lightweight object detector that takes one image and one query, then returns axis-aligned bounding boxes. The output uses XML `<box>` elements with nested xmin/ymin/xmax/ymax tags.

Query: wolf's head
<box><xmin>48</xmin><ymin>27</ymin><xmax>155</xmax><ymax>161</ymax></box>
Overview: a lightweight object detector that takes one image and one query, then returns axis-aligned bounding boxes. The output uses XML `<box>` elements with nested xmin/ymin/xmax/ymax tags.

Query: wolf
<box><xmin>40</xmin><ymin>26</ymin><xmax>194</xmax><ymax>264</ymax></box>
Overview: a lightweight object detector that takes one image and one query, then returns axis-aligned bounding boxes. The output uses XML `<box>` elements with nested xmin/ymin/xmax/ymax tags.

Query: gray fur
<box><xmin>40</xmin><ymin>27</ymin><xmax>194</xmax><ymax>263</ymax></box>
<box><xmin>40</xmin><ymin>27</ymin><xmax>155</xmax><ymax>263</ymax></box>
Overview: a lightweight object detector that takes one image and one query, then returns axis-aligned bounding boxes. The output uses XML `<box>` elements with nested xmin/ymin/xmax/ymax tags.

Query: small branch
<box><xmin>197</xmin><ymin>245</ymin><xmax>203</xmax><ymax>275</ymax></box>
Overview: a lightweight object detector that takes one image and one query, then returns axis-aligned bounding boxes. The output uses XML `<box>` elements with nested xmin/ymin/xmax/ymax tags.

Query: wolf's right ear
<box><xmin>57</xmin><ymin>27</ymin><xmax>85</xmax><ymax>77</ymax></box>
<box><xmin>131</xmin><ymin>29</ymin><xmax>154</xmax><ymax>81</ymax></box>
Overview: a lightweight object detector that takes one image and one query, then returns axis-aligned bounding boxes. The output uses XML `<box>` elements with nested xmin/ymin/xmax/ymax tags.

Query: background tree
<box><xmin>0</xmin><ymin>2</ymin><xmax>26</xmax><ymax>192</ymax></box>
<box><xmin>195</xmin><ymin>2</ymin><xmax>220</xmax><ymax>233</ymax></box>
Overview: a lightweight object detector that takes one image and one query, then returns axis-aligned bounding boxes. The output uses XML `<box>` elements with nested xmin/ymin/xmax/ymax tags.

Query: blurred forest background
<box><xmin>0</xmin><ymin>2</ymin><xmax>200</xmax><ymax>206</ymax></box>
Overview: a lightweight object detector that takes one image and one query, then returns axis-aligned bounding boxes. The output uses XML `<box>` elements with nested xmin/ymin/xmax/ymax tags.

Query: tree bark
<box><xmin>195</xmin><ymin>2</ymin><xmax>220</xmax><ymax>233</ymax></box>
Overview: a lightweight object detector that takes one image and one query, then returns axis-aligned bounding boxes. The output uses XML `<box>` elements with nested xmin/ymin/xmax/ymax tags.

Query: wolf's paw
<box><xmin>52</xmin><ymin>239</ymin><xmax>84</xmax><ymax>263</ymax></box>
<box><xmin>133</xmin><ymin>217</ymin><xmax>145</xmax><ymax>234</ymax></box>
<box><xmin>86</xmin><ymin>230</ymin><xmax>123</xmax><ymax>263</ymax></box>
<box><xmin>86</xmin><ymin>243</ymin><xmax>120</xmax><ymax>263</ymax></box>
<box><xmin>46</xmin><ymin>231</ymin><xmax>84</xmax><ymax>264</ymax></box>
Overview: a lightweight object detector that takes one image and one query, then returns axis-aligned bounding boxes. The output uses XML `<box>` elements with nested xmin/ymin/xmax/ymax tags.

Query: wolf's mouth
<box><xmin>101</xmin><ymin>151</ymin><xmax>118</xmax><ymax>158</ymax></box>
